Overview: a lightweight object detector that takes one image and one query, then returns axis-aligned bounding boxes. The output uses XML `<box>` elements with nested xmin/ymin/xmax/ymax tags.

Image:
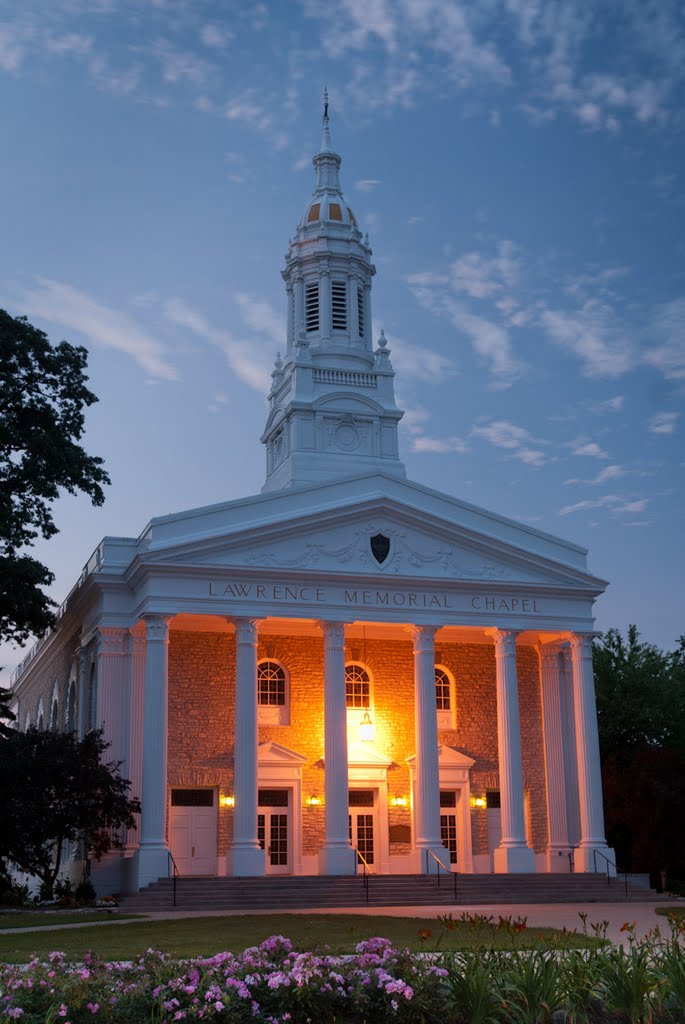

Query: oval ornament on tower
<box><xmin>370</xmin><ymin>533</ymin><xmax>391</xmax><ymax>564</ymax></box>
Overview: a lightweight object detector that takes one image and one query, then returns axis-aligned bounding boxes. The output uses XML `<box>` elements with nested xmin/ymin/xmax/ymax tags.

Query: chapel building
<box><xmin>10</xmin><ymin>101</ymin><xmax>614</xmax><ymax>894</ymax></box>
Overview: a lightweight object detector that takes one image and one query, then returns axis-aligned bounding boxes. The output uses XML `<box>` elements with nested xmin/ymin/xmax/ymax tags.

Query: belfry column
<box><xmin>136</xmin><ymin>614</ymin><xmax>172</xmax><ymax>890</ymax></box>
<box><xmin>319</xmin><ymin>621</ymin><xmax>356</xmax><ymax>875</ymax></box>
<box><xmin>569</xmin><ymin>634</ymin><xmax>615</xmax><ymax>874</ymax></box>
<box><xmin>488</xmin><ymin>629</ymin><xmax>535</xmax><ymax>873</ymax></box>
<box><xmin>539</xmin><ymin>644</ymin><xmax>572</xmax><ymax>871</ymax></box>
<box><xmin>411</xmin><ymin>625</ymin><xmax>445</xmax><ymax>872</ymax></box>
<box><xmin>228</xmin><ymin>618</ymin><xmax>265</xmax><ymax>876</ymax></box>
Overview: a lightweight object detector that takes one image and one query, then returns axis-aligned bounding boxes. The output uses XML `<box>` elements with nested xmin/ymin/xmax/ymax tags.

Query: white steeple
<box><xmin>261</xmin><ymin>93</ymin><xmax>405</xmax><ymax>492</ymax></box>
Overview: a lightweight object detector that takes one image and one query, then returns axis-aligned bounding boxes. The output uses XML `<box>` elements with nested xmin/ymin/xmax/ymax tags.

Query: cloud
<box><xmin>0</xmin><ymin>21</ymin><xmax>28</xmax><ymax>72</ymax></box>
<box><xmin>373</xmin><ymin>323</ymin><xmax>458</xmax><ymax>382</ymax></box>
<box><xmin>355</xmin><ymin>179</ymin><xmax>381</xmax><ymax>192</ymax></box>
<box><xmin>412</xmin><ymin>435</ymin><xmax>469</xmax><ymax>454</ymax></box>
<box><xmin>450</xmin><ymin>240</ymin><xmax>520</xmax><ymax>299</ymax></box>
<box><xmin>164</xmin><ymin>297</ymin><xmax>270</xmax><ymax>392</ymax></box>
<box><xmin>644</xmin><ymin>298</ymin><xmax>685</xmax><ymax>379</ymax></box>
<box><xmin>45</xmin><ymin>33</ymin><xmax>93</xmax><ymax>57</ymax></box>
<box><xmin>649</xmin><ymin>411</ymin><xmax>679</xmax><ymax>434</ymax></box>
<box><xmin>564</xmin><ymin>464</ymin><xmax>625</xmax><ymax>486</ymax></box>
<box><xmin>568</xmin><ymin>438</ymin><xmax>609</xmax><ymax>459</ymax></box>
<box><xmin>200</xmin><ymin>24</ymin><xmax>233</xmax><ymax>49</ymax></box>
<box><xmin>471</xmin><ymin>419</ymin><xmax>548</xmax><ymax>466</ymax></box>
<box><xmin>559</xmin><ymin>494</ymin><xmax>650</xmax><ymax>516</ymax></box>
<box><xmin>234</xmin><ymin>293</ymin><xmax>282</xmax><ymax>345</ymax></box>
<box><xmin>11</xmin><ymin>277</ymin><xmax>178</xmax><ymax>381</ymax></box>
<box><xmin>445</xmin><ymin>305</ymin><xmax>522</xmax><ymax>387</ymax></box>
<box><xmin>592</xmin><ymin>395</ymin><xmax>624</xmax><ymax>413</ymax></box>
<box><xmin>539</xmin><ymin>302</ymin><xmax>636</xmax><ymax>378</ymax></box>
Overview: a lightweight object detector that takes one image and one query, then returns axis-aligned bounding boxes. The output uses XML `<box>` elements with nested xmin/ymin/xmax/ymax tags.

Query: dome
<box><xmin>301</xmin><ymin>197</ymin><xmax>358</xmax><ymax>229</ymax></box>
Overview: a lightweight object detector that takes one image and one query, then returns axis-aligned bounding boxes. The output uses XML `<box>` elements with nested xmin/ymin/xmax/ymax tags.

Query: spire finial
<box><xmin>321</xmin><ymin>85</ymin><xmax>331</xmax><ymax>151</ymax></box>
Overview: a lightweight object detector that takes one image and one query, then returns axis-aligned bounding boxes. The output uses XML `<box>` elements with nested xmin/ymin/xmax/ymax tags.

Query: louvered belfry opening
<box><xmin>331</xmin><ymin>280</ymin><xmax>347</xmax><ymax>330</ymax></box>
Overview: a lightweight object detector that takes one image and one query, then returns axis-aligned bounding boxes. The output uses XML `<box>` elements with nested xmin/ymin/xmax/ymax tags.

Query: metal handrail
<box><xmin>353</xmin><ymin>847</ymin><xmax>372</xmax><ymax>904</ymax></box>
<box><xmin>593</xmin><ymin>848</ymin><xmax>629</xmax><ymax>898</ymax></box>
<box><xmin>167</xmin><ymin>851</ymin><xmax>180</xmax><ymax>907</ymax></box>
<box><xmin>568</xmin><ymin>848</ymin><xmax>575</xmax><ymax>874</ymax></box>
<box><xmin>425</xmin><ymin>849</ymin><xmax>458</xmax><ymax>902</ymax></box>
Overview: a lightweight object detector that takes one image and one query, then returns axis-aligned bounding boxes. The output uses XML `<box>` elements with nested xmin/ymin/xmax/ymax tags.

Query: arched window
<box><xmin>49</xmin><ymin>697</ymin><xmax>59</xmax><ymax>731</ymax></box>
<box><xmin>257</xmin><ymin>660</ymin><xmax>289</xmax><ymax>725</ymax></box>
<box><xmin>87</xmin><ymin>662</ymin><xmax>97</xmax><ymax>731</ymax></box>
<box><xmin>345</xmin><ymin>663</ymin><xmax>371</xmax><ymax>709</ymax></box>
<box><xmin>24</xmin><ymin>711</ymin><xmax>31</xmax><ymax>733</ymax></box>
<box><xmin>435</xmin><ymin>666</ymin><xmax>456</xmax><ymax>729</ymax></box>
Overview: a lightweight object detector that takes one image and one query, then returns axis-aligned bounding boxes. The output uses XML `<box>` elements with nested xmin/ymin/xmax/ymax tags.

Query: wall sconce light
<box><xmin>391</xmin><ymin>794</ymin><xmax>409</xmax><ymax>807</ymax></box>
<box><xmin>359</xmin><ymin>710</ymin><xmax>375</xmax><ymax>742</ymax></box>
<box><xmin>219</xmin><ymin>794</ymin><xmax>235</xmax><ymax>808</ymax></box>
<box><xmin>306</xmin><ymin>794</ymin><xmax>322</xmax><ymax>807</ymax></box>
<box><xmin>470</xmin><ymin>795</ymin><xmax>486</xmax><ymax>809</ymax></box>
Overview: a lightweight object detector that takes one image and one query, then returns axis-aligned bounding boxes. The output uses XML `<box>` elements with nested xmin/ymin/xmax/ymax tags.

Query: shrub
<box><xmin>74</xmin><ymin>879</ymin><xmax>96</xmax><ymax>903</ymax></box>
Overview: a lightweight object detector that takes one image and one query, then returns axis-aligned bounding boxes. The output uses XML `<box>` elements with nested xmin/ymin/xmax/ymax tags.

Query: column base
<box><xmin>546</xmin><ymin>846</ymin><xmax>575</xmax><ymax>873</ymax></box>
<box><xmin>415</xmin><ymin>844</ymin><xmax>453</xmax><ymax>875</ymax></box>
<box><xmin>575</xmin><ymin>844</ymin><xmax>616</xmax><ymax>875</ymax></box>
<box><xmin>135</xmin><ymin>844</ymin><xmax>171</xmax><ymax>891</ymax></box>
<box><xmin>227</xmin><ymin>845</ymin><xmax>266</xmax><ymax>877</ymax></box>
<box><xmin>493</xmin><ymin>844</ymin><xmax>536</xmax><ymax>873</ymax></box>
<box><xmin>319</xmin><ymin>844</ymin><xmax>357</xmax><ymax>876</ymax></box>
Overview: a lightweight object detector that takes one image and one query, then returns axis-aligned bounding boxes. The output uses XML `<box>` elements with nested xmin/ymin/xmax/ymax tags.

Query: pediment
<box><xmin>257</xmin><ymin>740</ymin><xmax>308</xmax><ymax>766</ymax></box>
<box><xmin>148</xmin><ymin>501</ymin><xmax>599</xmax><ymax>588</ymax></box>
<box><xmin>407</xmin><ymin>745</ymin><xmax>475</xmax><ymax>769</ymax></box>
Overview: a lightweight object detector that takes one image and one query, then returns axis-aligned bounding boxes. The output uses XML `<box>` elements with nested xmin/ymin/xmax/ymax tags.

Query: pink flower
<box><xmin>86</xmin><ymin>1002</ymin><xmax>100</xmax><ymax>1014</ymax></box>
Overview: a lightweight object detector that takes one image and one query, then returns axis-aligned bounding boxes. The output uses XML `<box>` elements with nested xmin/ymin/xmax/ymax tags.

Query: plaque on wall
<box><xmin>389</xmin><ymin>824</ymin><xmax>411</xmax><ymax>844</ymax></box>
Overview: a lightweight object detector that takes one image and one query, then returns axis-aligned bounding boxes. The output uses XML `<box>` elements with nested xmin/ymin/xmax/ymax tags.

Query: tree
<box><xmin>0</xmin><ymin>728</ymin><xmax>140</xmax><ymax>896</ymax></box>
<box><xmin>593</xmin><ymin>626</ymin><xmax>685</xmax><ymax>881</ymax></box>
<box><xmin>0</xmin><ymin>310</ymin><xmax>110</xmax><ymax>644</ymax></box>
<box><xmin>0</xmin><ymin>687</ymin><xmax>16</xmax><ymax>738</ymax></box>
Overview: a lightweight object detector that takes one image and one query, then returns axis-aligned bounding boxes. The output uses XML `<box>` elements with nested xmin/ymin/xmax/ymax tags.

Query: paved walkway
<box><xmin>0</xmin><ymin>902</ymin><xmax>680</xmax><ymax>946</ymax></box>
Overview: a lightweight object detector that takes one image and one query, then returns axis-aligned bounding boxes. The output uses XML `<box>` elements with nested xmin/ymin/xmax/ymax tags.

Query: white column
<box><xmin>319</xmin><ymin>621</ymin><xmax>356</xmax><ymax>875</ymax></box>
<box><xmin>569</xmin><ymin>634</ymin><xmax>615</xmax><ymax>874</ymax></box>
<box><xmin>411</xmin><ymin>625</ymin><xmax>445</xmax><ymax>872</ymax></box>
<box><xmin>540</xmin><ymin>644</ymin><xmax>572</xmax><ymax>871</ymax></box>
<box><xmin>228</xmin><ymin>618</ymin><xmax>265</xmax><ymax>876</ymax></box>
<box><xmin>136</xmin><ymin>614</ymin><xmax>172</xmax><ymax>890</ymax></box>
<box><xmin>489</xmin><ymin>629</ymin><xmax>535</xmax><ymax>873</ymax></box>
<box><xmin>95</xmin><ymin>628</ymin><xmax>128</xmax><ymax>757</ymax></box>
<box><xmin>124</xmin><ymin>626</ymin><xmax>145</xmax><ymax>856</ymax></box>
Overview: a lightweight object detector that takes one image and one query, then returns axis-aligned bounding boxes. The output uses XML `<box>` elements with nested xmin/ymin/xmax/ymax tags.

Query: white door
<box><xmin>258</xmin><ymin>789</ymin><xmax>291</xmax><ymax>875</ymax></box>
<box><xmin>440</xmin><ymin>790</ymin><xmax>458</xmax><ymax>868</ymax></box>
<box><xmin>170</xmin><ymin>789</ymin><xmax>217</xmax><ymax>875</ymax></box>
<box><xmin>349</xmin><ymin>789</ymin><xmax>377</xmax><ymax>871</ymax></box>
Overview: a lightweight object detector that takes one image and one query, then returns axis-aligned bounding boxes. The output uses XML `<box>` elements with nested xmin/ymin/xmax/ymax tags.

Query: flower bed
<box><xmin>1</xmin><ymin>925</ymin><xmax>684</xmax><ymax>1023</ymax></box>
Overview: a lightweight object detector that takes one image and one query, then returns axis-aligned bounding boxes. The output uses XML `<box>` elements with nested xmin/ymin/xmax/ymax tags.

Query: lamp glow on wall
<box><xmin>359</xmin><ymin>709</ymin><xmax>375</xmax><ymax>741</ymax></box>
<box><xmin>470</xmin><ymin>795</ymin><xmax>486</xmax><ymax>809</ymax></box>
<box><xmin>219</xmin><ymin>794</ymin><xmax>235</xmax><ymax>808</ymax></box>
<box><xmin>390</xmin><ymin>794</ymin><xmax>408</xmax><ymax>807</ymax></box>
<box><xmin>306</xmin><ymin>794</ymin><xmax>322</xmax><ymax>807</ymax></box>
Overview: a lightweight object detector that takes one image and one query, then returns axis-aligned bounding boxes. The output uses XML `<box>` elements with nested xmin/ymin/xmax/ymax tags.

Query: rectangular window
<box><xmin>305</xmin><ymin>282</ymin><xmax>319</xmax><ymax>332</ymax></box>
<box><xmin>171</xmin><ymin>789</ymin><xmax>214</xmax><ymax>807</ymax></box>
<box><xmin>439</xmin><ymin>790</ymin><xmax>457</xmax><ymax>808</ymax></box>
<box><xmin>331</xmin><ymin>280</ymin><xmax>347</xmax><ymax>330</ymax></box>
<box><xmin>329</xmin><ymin>203</ymin><xmax>342</xmax><ymax>221</ymax></box>
<box><xmin>258</xmin><ymin>789</ymin><xmax>289</xmax><ymax>807</ymax></box>
<box><xmin>349</xmin><ymin>790</ymin><xmax>375</xmax><ymax>807</ymax></box>
<box><xmin>486</xmin><ymin>790</ymin><xmax>501</xmax><ymax>809</ymax></box>
<box><xmin>357</xmin><ymin>286</ymin><xmax>365</xmax><ymax>338</ymax></box>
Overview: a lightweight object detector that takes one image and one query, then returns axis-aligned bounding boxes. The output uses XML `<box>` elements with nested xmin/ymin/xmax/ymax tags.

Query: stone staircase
<box><xmin>120</xmin><ymin>872</ymin><xmax>663</xmax><ymax>912</ymax></box>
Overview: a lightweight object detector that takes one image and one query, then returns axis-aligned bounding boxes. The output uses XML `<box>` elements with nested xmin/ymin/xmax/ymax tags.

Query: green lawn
<box><xmin>0</xmin><ymin>912</ymin><xmax>599</xmax><ymax>963</ymax></box>
<box><xmin>0</xmin><ymin>911</ymin><xmax>141</xmax><ymax>930</ymax></box>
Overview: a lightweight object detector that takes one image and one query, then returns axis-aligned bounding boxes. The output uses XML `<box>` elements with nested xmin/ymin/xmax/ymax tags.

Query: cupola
<box><xmin>260</xmin><ymin>92</ymin><xmax>405</xmax><ymax>493</ymax></box>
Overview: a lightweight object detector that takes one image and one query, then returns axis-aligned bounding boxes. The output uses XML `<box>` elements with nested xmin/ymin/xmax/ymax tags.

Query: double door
<box><xmin>258</xmin><ymin>788</ymin><xmax>291</xmax><ymax>874</ymax></box>
<box><xmin>169</xmin><ymin>788</ymin><xmax>217</xmax><ymax>875</ymax></box>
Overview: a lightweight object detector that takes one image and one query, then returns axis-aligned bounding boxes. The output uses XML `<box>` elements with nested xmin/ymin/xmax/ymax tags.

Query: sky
<box><xmin>1</xmin><ymin>0</ymin><xmax>684</xmax><ymax>685</ymax></box>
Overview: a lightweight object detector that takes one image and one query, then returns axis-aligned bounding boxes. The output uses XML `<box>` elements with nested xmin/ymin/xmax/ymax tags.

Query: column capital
<box><xmin>407</xmin><ymin>624</ymin><xmax>437</xmax><ymax>651</ymax></box>
<box><xmin>230</xmin><ymin>617</ymin><xmax>259</xmax><ymax>645</ymax></box>
<box><xmin>486</xmin><ymin>628</ymin><xmax>519</xmax><ymax>657</ymax></box>
<box><xmin>538</xmin><ymin>641</ymin><xmax>568</xmax><ymax>665</ymax></box>
<box><xmin>96</xmin><ymin>627</ymin><xmax>127</xmax><ymax>657</ymax></box>
<box><xmin>142</xmin><ymin>614</ymin><xmax>172</xmax><ymax>643</ymax></box>
<box><xmin>568</xmin><ymin>633</ymin><xmax>595</xmax><ymax>659</ymax></box>
<box><xmin>318</xmin><ymin>620</ymin><xmax>347</xmax><ymax>647</ymax></box>
<box><xmin>127</xmin><ymin>624</ymin><xmax>147</xmax><ymax>654</ymax></box>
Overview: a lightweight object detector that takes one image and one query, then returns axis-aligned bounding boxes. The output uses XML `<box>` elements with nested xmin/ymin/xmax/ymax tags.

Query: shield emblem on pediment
<box><xmin>370</xmin><ymin>533</ymin><xmax>391</xmax><ymax>565</ymax></box>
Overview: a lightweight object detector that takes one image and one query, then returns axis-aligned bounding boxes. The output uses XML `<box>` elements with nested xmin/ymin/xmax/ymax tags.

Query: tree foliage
<box><xmin>0</xmin><ymin>728</ymin><xmax>140</xmax><ymax>895</ymax></box>
<box><xmin>593</xmin><ymin>626</ymin><xmax>685</xmax><ymax>877</ymax></box>
<box><xmin>0</xmin><ymin>310</ymin><xmax>110</xmax><ymax>644</ymax></box>
<box><xmin>0</xmin><ymin>687</ymin><xmax>16</xmax><ymax>739</ymax></box>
